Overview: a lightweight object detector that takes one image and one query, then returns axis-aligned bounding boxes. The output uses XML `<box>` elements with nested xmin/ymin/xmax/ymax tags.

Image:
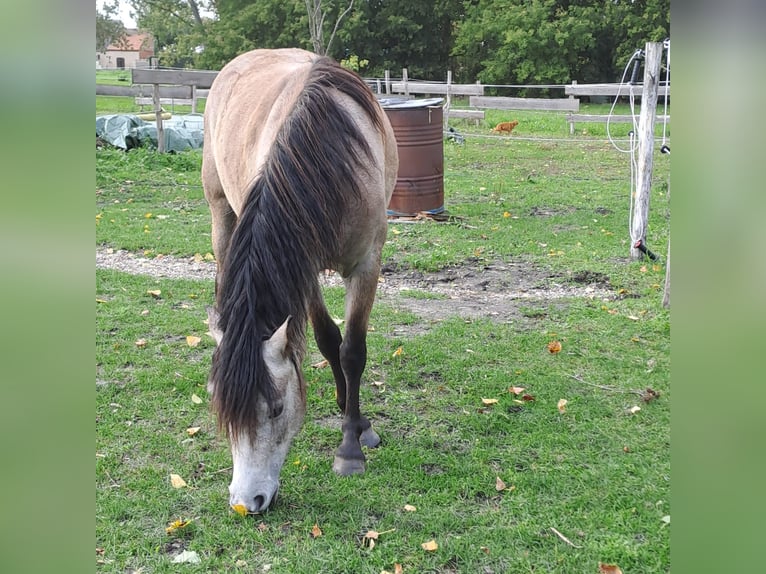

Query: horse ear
<box><xmin>207</xmin><ymin>306</ymin><xmax>223</xmax><ymax>345</ymax></box>
<box><xmin>263</xmin><ymin>316</ymin><xmax>292</xmax><ymax>362</ymax></box>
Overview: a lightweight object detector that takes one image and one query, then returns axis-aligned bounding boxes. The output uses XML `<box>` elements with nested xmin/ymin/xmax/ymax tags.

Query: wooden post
<box><xmin>191</xmin><ymin>84</ymin><xmax>198</xmax><ymax>114</ymax></box>
<box><xmin>402</xmin><ymin>68</ymin><xmax>409</xmax><ymax>97</ymax></box>
<box><xmin>444</xmin><ymin>70</ymin><xmax>452</xmax><ymax>128</ymax></box>
<box><xmin>569</xmin><ymin>80</ymin><xmax>577</xmax><ymax>134</ymax></box>
<box><xmin>384</xmin><ymin>70</ymin><xmax>390</xmax><ymax>95</ymax></box>
<box><xmin>376</xmin><ymin>78</ymin><xmax>381</xmax><ymax>95</ymax></box>
<box><xmin>630</xmin><ymin>42</ymin><xmax>662</xmax><ymax>260</ymax></box>
<box><xmin>152</xmin><ymin>83</ymin><xmax>165</xmax><ymax>153</ymax></box>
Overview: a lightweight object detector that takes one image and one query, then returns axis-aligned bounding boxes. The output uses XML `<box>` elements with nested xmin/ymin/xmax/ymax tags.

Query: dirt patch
<box><xmin>96</xmin><ymin>248</ymin><xmax>614</xmax><ymax>330</ymax></box>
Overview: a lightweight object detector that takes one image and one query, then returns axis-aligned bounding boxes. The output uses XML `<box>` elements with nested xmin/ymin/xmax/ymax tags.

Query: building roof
<box><xmin>107</xmin><ymin>31</ymin><xmax>153</xmax><ymax>52</ymax></box>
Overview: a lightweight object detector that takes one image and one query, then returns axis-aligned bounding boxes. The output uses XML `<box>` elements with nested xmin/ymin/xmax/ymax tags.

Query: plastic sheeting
<box><xmin>96</xmin><ymin>114</ymin><xmax>205</xmax><ymax>152</ymax></box>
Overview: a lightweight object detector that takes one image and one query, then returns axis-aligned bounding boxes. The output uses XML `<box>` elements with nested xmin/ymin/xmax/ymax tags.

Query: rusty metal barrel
<box><xmin>381</xmin><ymin>98</ymin><xmax>445</xmax><ymax>216</ymax></box>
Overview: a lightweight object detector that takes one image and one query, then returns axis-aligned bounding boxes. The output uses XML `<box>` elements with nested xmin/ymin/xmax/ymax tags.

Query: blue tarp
<box><xmin>96</xmin><ymin>114</ymin><xmax>205</xmax><ymax>152</ymax></box>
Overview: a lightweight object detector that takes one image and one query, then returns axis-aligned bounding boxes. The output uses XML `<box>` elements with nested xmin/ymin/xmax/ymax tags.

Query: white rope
<box><xmin>607</xmin><ymin>50</ymin><xmax>642</xmax><ymax>154</ymax></box>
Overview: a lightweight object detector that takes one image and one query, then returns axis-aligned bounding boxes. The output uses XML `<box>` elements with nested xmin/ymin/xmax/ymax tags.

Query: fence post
<box><xmin>444</xmin><ymin>70</ymin><xmax>452</xmax><ymax>127</ymax></box>
<box><xmin>384</xmin><ymin>70</ymin><xmax>390</xmax><ymax>95</ymax></box>
<box><xmin>569</xmin><ymin>80</ymin><xmax>577</xmax><ymax>134</ymax></box>
<box><xmin>191</xmin><ymin>84</ymin><xmax>198</xmax><ymax>114</ymax></box>
<box><xmin>402</xmin><ymin>68</ymin><xmax>409</xmax><ymax>97</ymax></box>
<box><xmin>630</xmin><ymin>42</ymin><xmax>662</xmax><ymax>260</ymax></box>
<box><xmin>152</xmin><ymin>83</ymin><xmax>166</xmax><ymax>153</ymax></box>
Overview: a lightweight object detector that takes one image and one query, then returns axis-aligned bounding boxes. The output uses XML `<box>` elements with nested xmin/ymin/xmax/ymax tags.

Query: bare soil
<box><xmin>96</xmin><ymin>247</ymin><xmax>614</xmax><ymax>327</ymax></box>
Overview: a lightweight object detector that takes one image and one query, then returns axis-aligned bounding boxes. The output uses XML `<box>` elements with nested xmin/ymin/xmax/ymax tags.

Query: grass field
<box><xmin>96</xmin><ymin>98</ymin><xmax>670</xmax><ymax>572</ymax></box>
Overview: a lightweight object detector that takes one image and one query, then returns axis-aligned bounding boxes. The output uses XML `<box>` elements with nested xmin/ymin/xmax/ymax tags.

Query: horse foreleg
<box><xmin>332</xmin><ymin>269</ymin><xmax>381</xmax><ymax>476</ymax></box>
<box><xmin>308</xmin><ymin>284</ymin><xmax>347</xmax><ymax>413</ymax></box>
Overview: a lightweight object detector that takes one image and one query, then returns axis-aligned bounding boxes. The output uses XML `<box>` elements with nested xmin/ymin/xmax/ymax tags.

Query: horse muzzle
<box><xmin>229</xmin><ymin>482</ymin><xmax>279</xmax><ymax>514</ymax></box>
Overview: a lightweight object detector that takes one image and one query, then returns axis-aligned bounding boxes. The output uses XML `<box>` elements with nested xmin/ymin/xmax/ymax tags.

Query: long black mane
<box><xmin>210</xmin><ymin>57</ymin><xmax>383</xmax><ymax>439</ymax></box>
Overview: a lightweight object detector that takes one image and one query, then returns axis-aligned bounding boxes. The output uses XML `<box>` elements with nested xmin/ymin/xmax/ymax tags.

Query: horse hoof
<box><xmin>360</xmin><ymin>427</ymin><xmax>381</xmax><ymax>448</ymax></box>
<box><xmin>333</xmin><ymin>456</ymin><xmax>366</xmax><ymax>476</ymax></box>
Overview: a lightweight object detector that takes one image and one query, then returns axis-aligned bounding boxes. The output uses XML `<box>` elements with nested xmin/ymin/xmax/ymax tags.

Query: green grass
<box><xmin>96</xmin><ymin>103</ymin><xmax>670</xmax><ymax>572</ymax></box>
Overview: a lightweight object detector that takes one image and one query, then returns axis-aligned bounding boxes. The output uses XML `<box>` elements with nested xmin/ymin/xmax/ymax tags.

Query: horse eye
<box><xmin>270</xmin><ymin>403</ymin><xmax>284</xmax><ymax>419</ymax></box>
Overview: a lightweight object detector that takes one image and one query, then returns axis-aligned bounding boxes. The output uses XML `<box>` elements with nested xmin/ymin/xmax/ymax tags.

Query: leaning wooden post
<box><xmin>630</xmin><ymin>42</ymin><xmax>662</xmax><ymax>260</ymax></box>
<box><xmin>152</xmin><ymin>82</ymin><xmax>166</xmax><ymax>153</ymax></box>
<box><xmin>444</xmin><ymin>70</ymin><xmax>452</xmax><ymax>128</ymax></box>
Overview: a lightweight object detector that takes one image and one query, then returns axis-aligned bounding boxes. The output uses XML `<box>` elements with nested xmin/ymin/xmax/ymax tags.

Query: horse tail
<box><xmin>210</xmin><ymin>56</ymin><xmax>383</xmax><ymax>440</ymax></box>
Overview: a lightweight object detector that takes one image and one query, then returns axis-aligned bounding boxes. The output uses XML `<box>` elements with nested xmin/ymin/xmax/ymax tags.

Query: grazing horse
<box><xmin>201</xmin><ymin>48</ymin><xmax>398</xmax><ymax>513</ymax></box>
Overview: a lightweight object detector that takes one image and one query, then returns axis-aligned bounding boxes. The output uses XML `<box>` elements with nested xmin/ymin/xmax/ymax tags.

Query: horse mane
<box><xmin>211</xmin><ymin>56</ymin><xmax>383</xmax><ymax>440</ymax></box>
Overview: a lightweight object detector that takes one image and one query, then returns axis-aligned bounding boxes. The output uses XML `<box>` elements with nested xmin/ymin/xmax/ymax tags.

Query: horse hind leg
<box><xmin>331</xmin><ymin>266</ymin><xmax>382</xmax><ymax>476</ymax></box>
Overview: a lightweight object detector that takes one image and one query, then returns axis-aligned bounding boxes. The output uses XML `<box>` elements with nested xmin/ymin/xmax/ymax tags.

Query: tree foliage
<box><xmin>121</xmin><ymin>0</ymin><xmax>669</xmax><ymax>85</ymax></box>
<box><xmin>96</xmin><ymin>2</ymin><xmax>126</xmax><ymax>51</ymax></box>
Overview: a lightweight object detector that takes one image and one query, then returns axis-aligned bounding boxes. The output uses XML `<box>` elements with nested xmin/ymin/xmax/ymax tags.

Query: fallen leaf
<box><xmin>362</xmin><ymin>530</ymin><xmax>379</xmax><ymax>548</ymax></box>
<box><xmin>257</xmin><ymin>522</ymin><xmax>268</xmax><ymax>532</ymax></box>
<box><xmin>661</xmin><ymin>515</ymin><xmax>670</xmax><ymax>525</ymax></box>
<box><xmin>403</xmin><ymin>504</ymin><xmax>417</xmax><ymax>512</ymax></box>
<box><xmin>186</xmin><ymin>426</ymin><xmax>201</xmax><ymax>436</ymax></box>
<box><xmin>147</xmin><ymin>289</ymin><xmax>161</xmax><ymax>298</ymax></box>
<box><xmin>235</xmin><ymin>560</ymin><xmax>248</xmax><ymax>567</ymax></box>
<box><xmin>231</xmin><ymin>504</ymin><xmax>248</xmax><ymax>517</ymax></box>
<box><xmin>509</xmin><ymin>386</ymin><xmax>526</xmax><ymax>395</ymax></box>
<box><xmin>191</xmin><ymin>394</ymin><xmax>203</xmax><ymax>404</ymax></box>
<box><xmin>421</xmin><ymin>539</ymin><xmax>438</xmax><ymax>552</ymax></box>
<box><xmin>392</xmin><ymin>346</ymin><xmax>403</xmax><ymax>358</ymax></box>
<box><xmin>165</xmin><ymin>518</ymin><xmax>193</xmax><ymax>534</ymax></box>
<box><xmin>495</xmin><ymin>476</ymin><xmax>506</xmax><ymax>491</ymax></box>
<box><xmin>547</xmin><ymin>341</ymin><xmax>562</xmax><ymax>354</ymax></box>
<box><xmin>311</xmin><ymin>359</ymin><xmax>329</xmax><ymax>369</ymax></box>
<box><xmin>628</xmin><ymin>405</ymin><xmax>641</xmax><ymax>414</ymax></box>
<box><xmin>170</xmin><ymin>473</ymin><xmax>187</xmax><ymax>488</ymax></box>
<box><xmin>395</xmin><ymin>565</ymin><xmax>403</xmax><ymax>574</ymax></box>
<box><xmin>557</xmin><ymin>399</ymin><xmax>568</xmax><ymax>413</ymax></box>
<box><xmin>135</xmin><ymin>338</ymin><xmax>147</xmax><ymax>348</ymax></box>
<box><xmin>172</xmin><ymin>550</ymin><xmax>201</xmax><ymax>564</ymax></box>
<box><xmin>480</xmin><ymin>546</ymin><xmax>490</xmax><ymax>555</ymax></box>
<box><xmin>482</xmin><ymin>398</ymin><xmax>499</xmax><ymax>406</ymax></box>
<box><xmin>310</xmin><ymin>523</ymin><xmax>323</xmax><ymax>538</ymax></box>
<box><xmin>186</xmin><ymin>335</ymin><xmax>202</xmax><ymax>347</ymax></box>
<box><xmin>598</xmin><ymin>563</ymin><xmax>623</xmax><ymax>574</ymax></box>
<box><xmin>521</xmin><ymin>394</ymin><xmax>535</xmax><ymax>402</ymax></box>
<box><xmin>140</xmin><ymin>309</ymin><xmax>150</xmax><ymax>316</ymax></box>
<box><xmin>623</xmin><ymin>446</ymin><xmax>630</xmax><ymax>453</ymax></box>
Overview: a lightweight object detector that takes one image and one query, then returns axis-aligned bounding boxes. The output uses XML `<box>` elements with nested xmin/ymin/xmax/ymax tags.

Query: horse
<box><xmin>201</xmin><ymin>48</ymin><xmax>399</xmax><ymax>514</ymax></box>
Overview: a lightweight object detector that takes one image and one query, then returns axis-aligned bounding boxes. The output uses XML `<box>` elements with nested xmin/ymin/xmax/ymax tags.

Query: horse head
<box><xmin>207</xmin><ymin>307</ymin><xmax>307</xmax><ymax>513</ymax></box>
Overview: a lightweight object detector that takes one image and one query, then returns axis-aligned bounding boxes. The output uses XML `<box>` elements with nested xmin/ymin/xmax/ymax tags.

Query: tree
<box><xmin>305</xmin><ymin>0</ymin><xmax>356</xmax><ymax>56</ymax></box>
<box><xmin>96</xmin><ymin>2</ymin><xmax>125</xmax><ymax>52</ymax></box>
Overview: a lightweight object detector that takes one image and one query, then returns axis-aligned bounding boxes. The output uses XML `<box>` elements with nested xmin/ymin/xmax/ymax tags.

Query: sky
<box><xmin>97</xmin><ymin>0</ymin><xmax>137</xmax><ymax>28</ymax></box>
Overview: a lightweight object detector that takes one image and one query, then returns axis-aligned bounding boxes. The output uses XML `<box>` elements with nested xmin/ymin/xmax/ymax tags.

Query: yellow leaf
<box><xmin>191</xmin><ymin>394</ymin><xmax>203</xmax><ymax>404</ymax></box>
<box><xmin>312</xmin><ymin>359</ymin><xmax>329</xmax><ymax>369</ymax></box>
<box><xmin>598</xmin><ymin>563</ymin><xmax>623</xmax><ymax>574</ymax></box>
<box><xmin>165</xmin><ymin>518</ymin><xmax>193</xmax><ymax>534</ymax></box>
<box><xmin>169</xmin><ymin>473</ymin><xmax>187</xmax><ymax>488</ymax></box>
<box><xmin>503</xmin><ymin>211</ymin><xmax>511</xmax><ymax>218</ymax></box>
<box><xmin>96</xmin><ymin>298</ymin><xmax>107</xmax><ymax>304</ymax></box>
<box><xmin>135</xmin><ymin>338</ymin><xmax>147</xmax><ymax>348</ymax></box>
<box><xmin>147</xmin><ymin>289</ymin><xmax>161</xmax><ymax>298</ymax></box>
<box><xmin>186</xmin><ymin>335</ymin><xmax>202</xmax><ymax>347</ymax></box>
<box><xmin>231</xmin><ymin>503</ymin><xmax>248</xmax><ymax>517</ymax></box>
<box><xmin>421</xmin><ymin>539</ymin><xmax>438</xmax><ymax>552</ymax></box>
<box><xmin>145</xmin><ymin>212</ymin><xmax>153</xmax><ymax>219</ymax></box>
<box><xmin>495</xmin><ymin>476</ymin><xmax>506</xmax><ymax>491</ymax></box>
<box><xmin>509</xmin><ymin>386</ymin><xmax>525</xmax><ymax>395</ymax></box>
<box><xmin>547</xmin><ymin>340</ymin><xmax>562</xmax><ymax>354</ymax></box>
<box><xmin>392</xmin><ymin>346</ymin><xmax>403</xmax><ymax>358</ymax></box>
<box><xmin>557</xmin><ymin>399</ymin><xmax>568</xmax><ymax>413</ymax></box>
<box><xmin>204</xmin><ymin>253</ymin><xmax>215</xmax><ymax>261</ymax></box>
<box><xmin>482</xmin><ymin>398</ymin><xmax>499</xmax><ymax>406</ymax></box>
<box><xmin>193</xmin><ymin>253</ymin><xmax>204</xmax><ymax>263</ymax></box>
<box><xmin>404</xmin><ymin>504</ymin><xmax>417</xmax><ymax>512</ymax></box>
<box><xmin>186</xmin><ymin>426</ymin><xmax>201</xmax><ymax>436</ymax></box>
<box><xmin>628</xmin><ymin>405</ymin><xmax>641</xmax><ymax>414</ymax></box>
<box><xmin>310</xmin><ymin>523</ymin><xmax>323</xmax><ymax>538</ymax></box>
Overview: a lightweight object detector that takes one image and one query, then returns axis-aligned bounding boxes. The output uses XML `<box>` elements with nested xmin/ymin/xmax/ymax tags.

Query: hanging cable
<box><xmin>660</xmin><ymin>38</ymin><xmax>670</xmax><ymax>154</ymax></box>
<box><xmin>607</xmin><ymin>49</ymin><xmax>643</xmax><ymax>154</ymax></box>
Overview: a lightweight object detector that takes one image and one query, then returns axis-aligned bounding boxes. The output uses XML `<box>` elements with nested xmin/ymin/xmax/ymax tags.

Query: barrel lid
<box><xmin>379</xmin><ymin>97</ymin><xmax>444</xmax><ymax>109</ymax></box>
